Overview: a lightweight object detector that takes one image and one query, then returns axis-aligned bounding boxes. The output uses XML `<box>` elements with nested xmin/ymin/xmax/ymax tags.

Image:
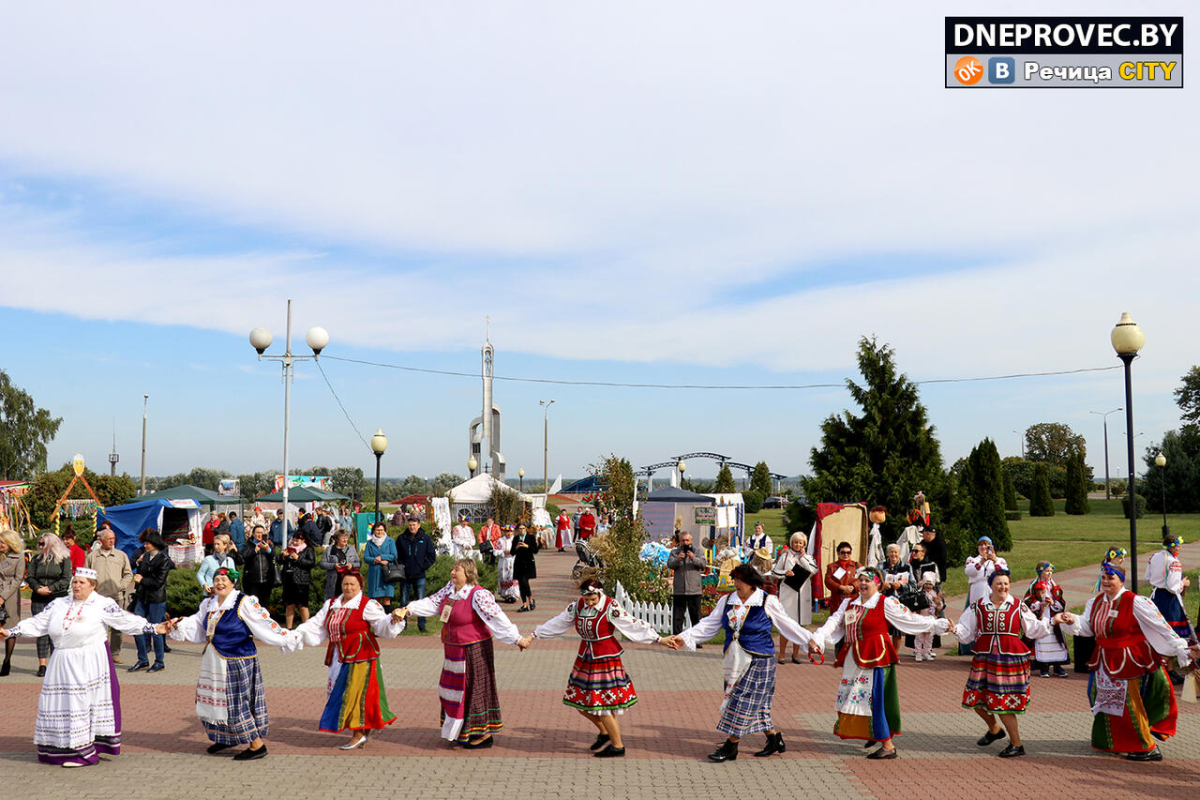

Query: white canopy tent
<box><xmin>447</xmin><ymin>473</ymin><xmax>530</xmax><ymax>523</ymax></box>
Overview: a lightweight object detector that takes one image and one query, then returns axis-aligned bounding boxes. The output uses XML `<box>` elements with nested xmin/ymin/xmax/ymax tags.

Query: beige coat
<box><xmin>85</xmin><ymin>546</ymin><xmax>133</xmax><ymax>604</ymax></box>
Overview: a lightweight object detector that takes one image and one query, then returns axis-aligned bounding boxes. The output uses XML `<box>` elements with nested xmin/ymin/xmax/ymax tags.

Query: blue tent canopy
<box><xmin>97</xmin><ymin>498</ymin><xmax>201</xmax><ymax>559</ymax></box>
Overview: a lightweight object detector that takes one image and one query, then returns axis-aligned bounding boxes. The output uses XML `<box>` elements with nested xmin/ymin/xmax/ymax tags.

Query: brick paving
<box><xmin>1</xmin><ymin>550</ymin><xmax>1197</xmax><ymax>799</ymax></box>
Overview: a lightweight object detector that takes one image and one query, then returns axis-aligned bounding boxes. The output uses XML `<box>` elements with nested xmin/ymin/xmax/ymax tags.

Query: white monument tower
<box><xmin>468</xmin><ymin>325</ymin><xmax>505</xmax><ymax>481</ymax></box>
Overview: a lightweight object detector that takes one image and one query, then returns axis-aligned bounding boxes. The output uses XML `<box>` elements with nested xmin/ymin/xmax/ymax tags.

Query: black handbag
<box><xmin>897</xmin><ymin>588</ymin><xmax>930</xmax><ymax>612</ymax></box>
<box><xmin>382</xmin><ymin>562</ymin><xmax>407</xmax><ymax>584</ymax></box>
<box><xmin>783</xmin><ymin>564</ymin><xmax>814</xmax><ymax>592</ymax></box>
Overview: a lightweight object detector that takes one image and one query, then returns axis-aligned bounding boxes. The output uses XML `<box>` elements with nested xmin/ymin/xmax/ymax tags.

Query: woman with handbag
<box><xmin>0</xmin><ymin>529</ymin><xmax>28</xmax><ymax>676</ymax></box>
<box><xmin>512</xmin><ymin>522</ymin><xmax>540</xmax><ymax>613</ymax></box>
<box><xmin>364</xmin><ymin>522</ymin><xmax>399</xmax><ymax>611</ymax></box>
<box><xmin>770</xmin><ymin>531</ymin><xmax>817</xmax><ymax>663</ymax></box>
<box><xmin>880</xmin><ymin>544</ymin><xmax>916</xmax><ymax>653</ymax></box>
<box><xmin>27</xmin><ymin>533</ymin><xmax>73</xmax><ymax>677</ymax></box>
<box><xmin>240</xmin><ymin>524</ymin><xmax>277</xmax><ymax>606</ymax></box>
<box><xmin>280</xmin><ymin>532</ymin><xmax>316</xmax><ymax>629</ymax></box>
<box><xmin>320</xmin><ymin>529</ymin><xmax>361</xmax><ymax>600</ymax></box>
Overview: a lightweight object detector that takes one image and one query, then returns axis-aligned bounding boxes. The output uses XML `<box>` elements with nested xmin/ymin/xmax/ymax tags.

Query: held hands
<box><xmin>517</xmin><ymin>635</ymin><xmax>533</xmax><ymax>650</ymax></box>
<box><xmin>661</xmin><ymin>635</ymin><xmax>683</xmax><ymax>650</ymax></box>
<box><xmin>154</xmin><ymin>618</ymin><xmax>179</xmax><ymax>636</ymax></box>
<box><xmin>392</xmin><ymin>607</ymin><xmax>410</xmax><ymax>621</ymax></box>
<box><xmin>1053</xmin><ymin>612</ymin><xmax>1076</xmax><ymax>626</ymax></box>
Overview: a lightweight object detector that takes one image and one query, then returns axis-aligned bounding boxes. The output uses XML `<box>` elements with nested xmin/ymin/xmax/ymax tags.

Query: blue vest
<box><xmin>210</xmin><ymin>593</ymin><xmax>258</xmax><ymax>659</ymax></box>
<box><xmin>721</xmin><ymin>596</ymin><xmax>775</xmax><ymax>657</ymax></box>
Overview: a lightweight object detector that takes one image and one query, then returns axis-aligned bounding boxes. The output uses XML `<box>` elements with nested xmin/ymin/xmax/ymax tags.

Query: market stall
<box><xmin>98</xmin><ymin>498</ymin><xmax>205</xmax><ymax>565</ymax></box>
<box><xmin>640</xmin><ymin>487</ymin><xmax>715</xmax><ymax>544</ymax></box>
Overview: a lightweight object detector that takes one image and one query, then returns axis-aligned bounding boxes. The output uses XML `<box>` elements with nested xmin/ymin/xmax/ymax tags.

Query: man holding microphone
<box><xmin>668</xmin><ymin>532</ymin><xmax>709</xmax><ymax>646</ymax></box>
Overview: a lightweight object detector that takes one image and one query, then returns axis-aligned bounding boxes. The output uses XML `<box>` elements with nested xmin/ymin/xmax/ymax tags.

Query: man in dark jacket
<box><xmin>129</xmin><ymin>529</ymin><xmax>173</xmax><ymax>673</ymax></box>
<box><xmin>241</xmin><ymin>524</ymin><xmax>277</xmax><ymax>604</ymax></box>
<box><xmin>298</xmin><ymin>513</ymin><xmax>323</xmax><ymax>549</ymax></box>
<box><xmin>667</xmin><ymin>532</ymin><xmax>709</xmax><ymax>642</ymax></box>
<box><xmin>269</xmin><ymin>510</ymin><xmax>295</xmax><ymax>548</ymax></box>
<box><xmin>395</xmin><ymin>516</ymin><xmax>437</xmax><ymax>633</ymax></box>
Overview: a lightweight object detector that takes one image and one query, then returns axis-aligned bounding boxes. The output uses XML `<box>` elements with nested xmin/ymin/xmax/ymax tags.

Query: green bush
<box><xmin>1064</xmin><ymin>451</ymin><xmax>1090</xmax><ymax>515</ymax></box>
<box><xmin>1122</xmin><ymin>494</ymin><xmax>1147</xmax><ymax>519</ymax></box>
<box><xmin>1004</xmin><ymin>510</ymin><xmax>1022</xmax><ymax>521</ymax></box>
<box><xmin>742</xmin><ymin>490</ymin><xmax>764</xmax><ymax>514</ymax></box>
<box><xmin>1029</xmin><ymin>463</ymin><xmax>1055</xmax><ymax>517</ymax></box>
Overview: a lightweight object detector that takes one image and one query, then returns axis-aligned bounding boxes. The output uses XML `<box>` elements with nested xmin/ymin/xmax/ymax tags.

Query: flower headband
<box><xmin>214</xmin><ymin>566</ymin><xmax>241</xmax><ymax>582</ymax></box>
<box><xmin>1105</xmin><ymin>547</ymin><xmax>1129</xmax><ymax>561</ymax></box>
<box><xmin>1037</xmin><ymin>561</ymin><xmax>1057</xmax><ymax>574</ymax></box>
<box><xmin>580</xmin><ymin>586</ymin><xmax>605</xmax><ymax>597</ymax></box>
<box><xmin>1164</xmin><ymin>536</ymin><xmax>1184</xmax><ymax>550</ymax></box>
<box><xmin>987</xmin><ymin>567</ymin><xmax>1011</xmax><ymax>586</ymax></box>
<box><xmin>855</xmin><ymin>567</ymin><xmax>882</xmax><ymax>586</ymax></box>
<box><xmin>1099</xmin><ymin>562</ymin><xmax>1126</xmax><ymax>582</ymax></box>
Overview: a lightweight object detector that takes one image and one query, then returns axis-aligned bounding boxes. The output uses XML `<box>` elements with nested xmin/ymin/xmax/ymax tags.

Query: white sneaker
<box><xmin>915</xmin><ymin>654</ymin><xmax>924</xmax><ymax>662</ymax></box>
<box><xmin>928</xmin><ymin>652</ymin><xmax>936</xmax><ymax>660</ymax></box>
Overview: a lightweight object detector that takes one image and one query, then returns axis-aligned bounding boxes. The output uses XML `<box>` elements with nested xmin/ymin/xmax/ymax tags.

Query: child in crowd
<box><xmin>914</xmin><ymin>573</ymin><xmax>943</xmax><ymax>662</ymax></box>
<box><xmin>1025</xmin><ymin>580</ymin><xmax>1070</xmax><ymax>677</ymax></box>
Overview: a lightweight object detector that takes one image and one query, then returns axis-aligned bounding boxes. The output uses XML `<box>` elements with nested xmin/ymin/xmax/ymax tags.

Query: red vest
<box><xmin>441</xmin><ymin>585</ymin><xmax>492</xmax><ymax>645</ymax></box>
<box><xmin>324</xmin><ymin>596</ymin><xmax>382</xmax><ymax>666</ymax></box>
<box><xmin>844</xmin><ymin>599</ymin><xmax>896</xmax><ymax>668</ymax></box>
<box><xmin>573</xmin><ymin>597</ymin><xmax>623</xmax><ymax>659</ymax></box>
<box><xmin>970</xmin><ymin>599</ymin><xmax>1031</xmax><ymax>656</ymax></box>
<box><xmin>1089</xmin><ymin>591</ymin><xmax>1160</xmax><ymax>680</ymax></box>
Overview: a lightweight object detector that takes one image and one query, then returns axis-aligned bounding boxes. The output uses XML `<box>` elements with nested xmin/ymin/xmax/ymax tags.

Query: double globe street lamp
<box><xmin>1111</xmin><ymin>312</ymin><xmax>1144</xmax><ymax>592</ymax></box>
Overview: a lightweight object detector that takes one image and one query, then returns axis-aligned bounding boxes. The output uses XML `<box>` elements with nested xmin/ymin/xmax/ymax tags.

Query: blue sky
<box><xmin>0</xmin><ymin>1</ymin><xmax>1195</xmax><ymax>486</ymax></box>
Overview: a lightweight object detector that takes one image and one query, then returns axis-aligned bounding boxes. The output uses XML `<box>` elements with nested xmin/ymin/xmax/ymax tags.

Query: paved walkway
<box><xmin>2</xmin><ymin>550</ymin><xmax>1197</xmax><ymax>799</ymax></box>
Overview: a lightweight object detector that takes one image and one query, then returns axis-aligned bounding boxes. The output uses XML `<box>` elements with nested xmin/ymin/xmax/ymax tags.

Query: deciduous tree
<box><xmin>0</xmin><ymin>370</ymin><xmax>63</xmax><ymax>480</ymax></box>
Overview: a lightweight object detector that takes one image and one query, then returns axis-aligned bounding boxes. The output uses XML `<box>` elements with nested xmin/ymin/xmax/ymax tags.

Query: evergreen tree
<box><xmin>1029</xmin><ymin>463</ymin><xmax>1055</xmax><ymax>516</ymax></box>
<box><xmin>715</xmin><ymin>463</ymin><xmax>735</xmax><ymax>493</ymax></box>
<box><xmin>750</xmin><ymin>461</ymin><xmax>773</xmax><ymax>497</ymax></box>
<box><xmin>1002</xmin><ymin>468</ymin><xmax>1018</xmax><ymax>511</ymax></box>
<box><xmin>1064</xmin><ymin>451</ymin><xmax>1090</xmax><ymax>515</ymax></box>
<box><xmin>962</xmin><ymin>438</ymin><xmax>1011</xmax><ymax>550</ymax></box>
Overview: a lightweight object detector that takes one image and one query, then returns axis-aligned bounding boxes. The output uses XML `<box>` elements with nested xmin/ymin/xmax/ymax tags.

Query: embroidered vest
<box><xmin>210</xmin><ymin>594</ymin><xmax>257</xmax><ymax>659</ymax></box>
<box><xmin>324</xmin><ymin>596</ymin><xmax>383</xmax><ymax>666</ymax></box>
<box><xmin>970</xmin><ymin>600</ymin><xmax>1030</xmax><ymax>656</ymax></box>
<box><xmin>1089</xmin><ymin>591</ymin><xmax>1159</xmax><ymax>679</ymax></box>
<box><xmin>573</xmin><ymin>597</ymin><xmax>623</xmax><ymax>659</ymax></box>
<box><xmin>721</xmin><ymin>598</ymin><xmax>774</xmax><ymax>657</ymax></box>
<box><xmin>441</xmin><ymin>585</ymin><xmax>492</xmax><ymax>645</ymax></box>
<box><xmin>844</xmin><ymin>600</ymin><xmax>896</xmax><ymax>668</ymax></box>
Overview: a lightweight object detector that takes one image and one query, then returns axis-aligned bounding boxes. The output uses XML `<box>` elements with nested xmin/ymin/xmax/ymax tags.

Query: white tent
<box><xmin>448</xmin><ymin>474</ymin><xmax>530</xmax><ymax>523</ymax></box>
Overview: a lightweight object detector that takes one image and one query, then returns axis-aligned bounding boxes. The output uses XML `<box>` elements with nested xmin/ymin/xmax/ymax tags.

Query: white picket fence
<box><xmin>612</xmin><ymin>581</ymin><xmax>674</xmax><ymax>634</ymax></box>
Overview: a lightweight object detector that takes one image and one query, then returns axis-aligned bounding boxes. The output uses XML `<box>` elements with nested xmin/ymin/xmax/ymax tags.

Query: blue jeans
<box><xmin>400</xmin><ymin>577</ymin><xmax>427</xmax><ymax>630</ymax></box>
<box><xmin>134</xmin><ymin>600</ymin><xmax>166</xmax><ymax>665</ymax></box>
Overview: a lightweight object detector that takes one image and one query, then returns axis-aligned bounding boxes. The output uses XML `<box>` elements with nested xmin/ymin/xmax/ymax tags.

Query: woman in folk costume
<box><xmin>519</xmin><ymin>578</ymin><xmax>673</xmax><ymax>758</ymax></box>
<box><xmin>743</xmin><ymin>521</ymin><xmax>773</xmax><ymax>565</ymax></box>
<box><xmin>1057</xmin><ymin>560</ymin><xmax>1200</xmax><ymax>761</ymax></box>
<box><xmin>0</xmin><ymin>568</ymin><xmax>169</xmax><ymax>767</ymax></box>
<box><xmin>167</xmin><ymin>567</ymin><xmax>292</xmax><ymax>760</ymax></box>
<box><xmin>960</xmin><ymin>536</ymin><xmax>1007</xmax><ymax>655</ymax></box>
<box><xmin>948</xmin><ymin>568</ymin><xmax>1051</xmax><ymax>759</ymax></box>
<box><xmin>402</xmin><ymin>558</ymin><xmax>523</xmax><ymax>749</ymax></box>
<box><xmin>494</xmin><ymin>526</ymin><xmax>520</xmax><ymax>603</ymax></box>
<box><xmin>1074</xmin><ymin>547</ymin><xmax>1127</xmax><ymax>673</ymax></box>
<box><xmin>286</xmin><ymin>570</ymin><xmax>406</xmax><ymax>749</ymax></box>
<box><xmin>1022</xmin><ymin>561</ymin><xmax>1069</xmax><ymax>678</ymax></box>
<box><xmin>810</xmin><ymin>566</ymin><xmax>952</xmax><ymax>760</ymax></box>
<box><xmin>1146</xmin><ymin>535</ymin><xmax>1194</xmax><ymax>644</ymax></box>
<box><xmin>770</xmin><ymin>531</ymin><xmax>818</xmax><ymax>661</ymax></box>
<box><xmin>666</xmin><ymin>563</ymin><xmax>815</xmax><ymax>763</ymax></box>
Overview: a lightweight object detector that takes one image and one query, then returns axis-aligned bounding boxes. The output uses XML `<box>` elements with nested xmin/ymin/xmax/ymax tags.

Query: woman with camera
<box><xmin>320</xmin><ymin>529</ymin><xmax>361</xmax><ymax>601</ymax></box>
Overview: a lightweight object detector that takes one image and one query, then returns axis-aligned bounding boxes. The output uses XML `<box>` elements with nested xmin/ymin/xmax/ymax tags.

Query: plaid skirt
<box><xmin>202</xmin><ymin>657</ymin><xmax>269</xmax><ymax>745</ymax></box>
<box><xmin>716</xmin><ymin>656</ymin><xmax>775</xmax><ymax>737</ymax></box>
<box><xmin>962</xmin><ymin>651</ymin><xmax>1031</xmax><ymax>714</ymax></box>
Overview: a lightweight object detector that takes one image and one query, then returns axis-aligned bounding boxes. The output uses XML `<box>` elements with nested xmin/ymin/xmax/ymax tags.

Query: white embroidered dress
<box><xmin>10</xmin><ymin>593</ymin><xmax>153</xmax><ymax>756</ymax></box>
<box><xmin>965</xmin><ymin>555</ymin><xmax>1009</xmax><ymax>605</ymax></box>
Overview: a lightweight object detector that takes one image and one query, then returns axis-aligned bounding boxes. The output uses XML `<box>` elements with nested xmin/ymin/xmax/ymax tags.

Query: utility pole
<box><xmin>139</xmin><ymin>394</ymin><xmax>148</xmax><ymax>495</ymax></box>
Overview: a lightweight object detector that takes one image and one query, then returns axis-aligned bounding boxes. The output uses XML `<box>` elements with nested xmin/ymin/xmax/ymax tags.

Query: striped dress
<box><xmin>532</xmin><ymin>595</ymin><xmax>661</xmax><ymax>714</ymax></box>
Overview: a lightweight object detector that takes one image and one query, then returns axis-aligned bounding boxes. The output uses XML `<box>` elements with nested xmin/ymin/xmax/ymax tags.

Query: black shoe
<box><xmin>517</xmin><ymin>607</ymin><xmax>529</xmax><ymax>613</ymax></box>
<box><xmin>206</xmin><ymin>743</ymin><xmax>234</xmax><ymax>755</ymax></box>
<box><xmin>233</xmin><ymin>745</ymin><xmax>267</xmax><ymax>761</ymax></box>
<box><xmin>753</xmin><ymin>732</ymin><xmax>785</xmax><ymax>757</ymax></box>
<box><xmin>589</xmin><ymin>733</ymin><xmax>611</xmax><ymax>751</ymax></box>
<box><xmin>594</xmin><ymin>744</ymin><xmax>625</xmax><ymax>758</ymax></box>
<box><xmin>463</xmin><ymin>736</ymin><xmax>494</xmax><ymax>749</ymax></box>
<box><xmin>1126</xmin><ymin>748</ymin><xmax>1163</xmax><ymax>762</ymax></box>
<box><xmin>1151</xmin><ymin>731</ymin><xmax>1168</xmax><ymax>742</ymax></box>
<box><xmin>0</xmin><ymin>660</ymin><xmax>10</xmax><ymax>677</ymax></box>
<box><xmin>977</xmin><ymin>729</ymin><xmax>1006</xmax><ymax>747</ymax></box>
<box><xmin>864</xmin><ymin>739</ymin><xmax>878</xmax><ymax>748</ymax></box>
<box><xmin>127</xmin><ymin>662</ymin><xmax>149</xmax><ymax>673</ymax></box>
<box><xmin>147</xmin><ymin>663</ymin><xmax>165</xmax><ymax>673</ymax></box>
<box><xmin>791</xmin><ymin>656</ymin><xmax>803</xmax><ymax>664</ymax></box>
<box><xmin>162</xmin><ymin>644</ymin><xmax>172</xmax><ymax>653</ymax></box>
<box><xmin>707</xmin><ymin>739</ymin><xmax>739</xmax><ymax>762</ymax></box>
<box><xmin>417</xmin><ymin>627</ymin><xmax>427</xmax><ymax>634</ymax></box>
<box><xmin>997</xmin><ymin>744</ymin><xmax>1025</xmax><ymax>758</ymax></box>
<box><xmin>530</xmin><ymin>599</ymin><xmax>536</xmax><ymax>610</ymax></box>
<box><xmin>867</xmin><ymin>747</ymin><xmax>898</xmax><ymax>759</ymax></box>
<box><xmin>695</xmin><ymin>644</ymin><xmax>703</xmax><ymax>649</ymax></box>
<box><xmin>1052</xmin><ymin>665</ymin><xmax>1068</xmax><ymax>677</ymax></box>
<box><xmin>1040</xmin><ymin>670</ymin><xmax>1051</xmax><ymax>678</ymax></box>
<box><xmin>36</xmin><ymin>665</ymin><xmax>46</xmax><ymax>678</ymax></box>
<box><xmin>777</xmin><ymin>657</ymin><xmax>786</xmax><ymax>664</ymax></box>
<box><xmin>1168</xmin><ymin>671</ymin><xmax>1184</xmax><ymax>686</ymax></box>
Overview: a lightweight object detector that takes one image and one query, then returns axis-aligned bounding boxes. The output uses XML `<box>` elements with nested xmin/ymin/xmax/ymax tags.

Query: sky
<box><xmin>0</xmin><ymin>1</ymin><xmax>1195</xmax><ymax>487</ymax></box>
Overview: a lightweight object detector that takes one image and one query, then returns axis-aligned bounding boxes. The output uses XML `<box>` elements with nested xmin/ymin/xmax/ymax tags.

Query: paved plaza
<box><xmin>2</xmin><ymin>551</ymin><xmax>1197</xmax><ymax>799</ymax></box>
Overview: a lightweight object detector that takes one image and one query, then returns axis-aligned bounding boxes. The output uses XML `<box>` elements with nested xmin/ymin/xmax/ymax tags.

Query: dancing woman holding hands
<box><xmin>664</xmin><ymin>563</ymin><xmax>815</xmax><ymax>762</ymax></box>
<box><xmin>1056</xmin><ymin>560</ymin><xmax>1200</xmax><ymax>761</ymax></box>
<box><xmin>518</xmin><ymin>578</ymin><xmax>673</xmax><ymax>758</ymax></box>
<box><xmin>810</xmin><ymin>566</ymin><xmax>952</xmax><ymax>759</ymax></box>
<box><xmin>285</xmin><ymin>570</ymin><xmax>407</xmax><ymax>749</ymax></box>
<box><xmin>947</xmin><ymin>568</ymin><xmax>1051</xmax><ymax>758</ymax></box>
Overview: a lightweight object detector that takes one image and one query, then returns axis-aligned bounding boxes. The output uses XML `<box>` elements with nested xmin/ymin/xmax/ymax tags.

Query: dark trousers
<box><xmin>672</xmin><ymin>594</ymin><xmax>702</xmax><ymax>635</ymax></box>
<box><xmin>401</xmin><ymin>577</ymin><xmax>427</xmax><ymax>630</ymax></box>
<box><xmin>518</xmin><ymin>576</ymin><xmax>533</xmax><ymax>602</ymax></box>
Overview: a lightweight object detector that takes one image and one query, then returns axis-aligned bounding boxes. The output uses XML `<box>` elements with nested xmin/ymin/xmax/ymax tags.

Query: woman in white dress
<box><xmin>769</xmin><ymin>531</ymin><xmax>817</xmax><ymax>662</ymax></box>
<box><xmin>0</xmin><ymin>568</ymin><xmax>169</xmax><ymax>767</ymax></box>
<box><xmin>495</xmin><ymin>527</ymin><xmax>520</xmax><ymax>603</ymax></box>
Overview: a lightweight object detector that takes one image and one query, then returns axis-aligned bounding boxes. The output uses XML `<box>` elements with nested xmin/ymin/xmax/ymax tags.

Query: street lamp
<box><xmin>249</xmin><ymin>300</ymin><xmax>329</xmax><ymax>526</ymax></box>
<box><xmin>139</xmin><ymin>394</ymin><xmax>149</xmax><ymax>495</ymax></box>
<box><xmin>539</xmin><ymin>399</ymin><xmax>555</xmax><ymax>494</ymax></box>
<box><xmin>371</xmin><ymin>429</ymin><xmax>388</xmax><ymax>525</ymax></box>
<box><xmin>678</xmin><ymin>460</ymin><xmax>686</xmax><ymax>488</ymax></box>
<box><xmin>1155</xmin><ymin>452</ymin><xmax>1169</xmax><ymax>538</ymax></box>
<box><xmin>1089</xmin><ymin>408</ymin><xmax>1123</xmax><ymax>500</ymax></box>
<box><xmin>1011</xmin><ymin>431</ymin><xmax>1025</xmax><ymax>459</ymax></box>
<box><xmin>518</xmin><ymin>468</ymin><xmax>525</xmax><ymax>493</ymax></box>
<box><xmin>468</xmin><ymin>456</ymin><xmax>478</xmax><ymax>477</ymax></box>
<box><xmin>1111</xmin><ymin>311</ymin><xmax>1144</xmax><ymax>591</ymax></box>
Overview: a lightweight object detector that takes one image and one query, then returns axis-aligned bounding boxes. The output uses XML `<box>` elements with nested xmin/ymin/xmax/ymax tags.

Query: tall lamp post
<box><xmin>1111</xmin><ymin>311</ymin><xmax>1144</xmax><ymax>592</ymax></box>
<box><xmin>249</xmin><ymin>300</ymin><xmax>329</xmax><ymax>527</ymax></box>
<box><xmin>677</xmin><ymin>460</ymin><xmax>686</xmax><ymax>488</ymax></box>
<box><xmin>1089</xmin><ymin>407</ymin><xmax>1123</xmax><ymax>500</ymax></box>
<box><xmin>1155</xmin><ymin>452</ymin><xmax>1169</xmax><ymax>538</ymax></box>
<box><xmin>518</xmin><ymin>468</ymin><xmax>525</xmax><ymax>493</ymax></box>
<box><xmin>468</xmin><ymin>456</ymin><xmax>478</xmax><ymax>479</ymax></box>
<box><xmin>371</xmin><ymin>430</ymin><xmax>388</xmax><ymax>525</ymax></box>
<box><xmin>1011</xmin><ymin>430</ymin><xmax>1025</xmax><ymax>459</ymax></box>
<box><xmin>139</xmin><ymin>394</ymin><xmax>149</xmax><ymax>495</ymax></box>
<box><xmin>539</xmin><ymin>399</ymin><xmax>555</xmax><ymax>494</ymax></box>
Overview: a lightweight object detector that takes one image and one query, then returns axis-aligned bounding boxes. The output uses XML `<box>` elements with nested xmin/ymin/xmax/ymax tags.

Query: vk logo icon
<box><xmin>989</xmin><ymin>57</ymin><xmax>1015</xmax><ymax>84</ymax></box>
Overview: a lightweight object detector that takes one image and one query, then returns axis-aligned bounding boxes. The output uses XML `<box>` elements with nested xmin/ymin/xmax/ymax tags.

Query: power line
<box><xmin>323</xmin><ymin>355</ymin><xmax>1121</xmax><ymax>391</ymax></box>
<box><xmin>314</xmin><ymin>359</ymin><xmax>372</xmax><ymax>451</ymax></box>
